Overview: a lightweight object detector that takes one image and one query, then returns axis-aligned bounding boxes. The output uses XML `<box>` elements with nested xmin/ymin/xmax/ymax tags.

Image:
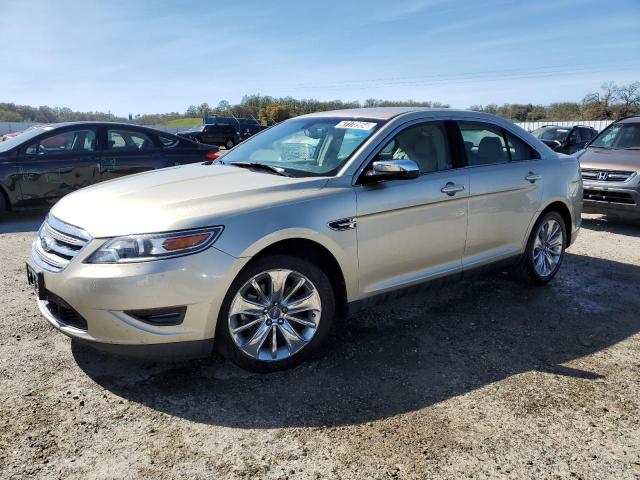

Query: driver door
<box><xmin>17</xmin><ymin>128</ymin><xmax>99</xmax><ymax>208</ymax></box>
<box><xmin>354</xmin><ymin>120</ymin><xmax>469</xmax><ymax>297</ymax></box>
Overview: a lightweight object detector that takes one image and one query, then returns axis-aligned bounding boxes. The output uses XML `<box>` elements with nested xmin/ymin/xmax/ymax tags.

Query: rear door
<box><xmin>456</xmin><ymin>120</ymin><xmax>542</xmax><ymax>270</ymax></box>
<box><xmin>97</xmin><ymin>127</ymin><xmax>166</xmax><ymax>182</ymax></box>
<box><xmin>201</xmin><ymin>125</ymin><xmax>227</xmax><ymax>145</ymax></box>
<box><xmin>156</xmin><ymin>133</ymin><xmax>207</xmax><ymax>166</ymax></box>
<box><xmin>16</xmin><ymin>127</ymin><xmax>98</xmax><ymax>208</ymax></box>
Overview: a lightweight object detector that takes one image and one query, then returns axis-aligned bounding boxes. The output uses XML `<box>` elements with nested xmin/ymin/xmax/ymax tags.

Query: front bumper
<box><xmin>582</xmin><ymin>180</ymin><xmax>640</xmax><ymax>216</ymax></box>
<box><xmin>31</xmin><ymin>239</ymin><xmax>249</xmax><ymax>358</ymax></box>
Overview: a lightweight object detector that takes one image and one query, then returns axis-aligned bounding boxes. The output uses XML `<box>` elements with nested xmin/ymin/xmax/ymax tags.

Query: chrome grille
<box><xmin>32</xmin><ymin>215</ymin><xmax>91</xmax><ymax>272</ymax></box>
<box><xmin>581</xmin><ymin>169</ymin><xmax>636</xmax><ymax>182</ymax></box>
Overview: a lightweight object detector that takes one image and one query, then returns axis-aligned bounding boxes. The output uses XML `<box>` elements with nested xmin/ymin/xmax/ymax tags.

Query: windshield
<box><xmin>532</xmin><ymin>127</ymin><xmax>570</xmax><ymax>142</ymax></box>
<box><xmin>0</xmin><ymin>126</ymin><xmax>53</xmax><ymax>152</ymax></box>
<box><xmin>590</xmin><ymin>122</ymin><xmax>640</xmax><ymax>149</ymax></box>
<box><xmin>221</xmin><ymin>117</ymin><xmax>382</xmax><ymax>176</ymax></box>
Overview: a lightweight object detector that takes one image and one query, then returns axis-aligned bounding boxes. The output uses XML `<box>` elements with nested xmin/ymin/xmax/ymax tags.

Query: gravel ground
<box><xmin>1</xmin><ymin>212</ymin><xmax>639</xmax><ymax>479</ymax></box>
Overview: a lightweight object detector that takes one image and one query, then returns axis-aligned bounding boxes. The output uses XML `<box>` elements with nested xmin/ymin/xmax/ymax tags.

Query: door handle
<box><xmin>525</xmin><ymin>172</ymin><xmax>542</xmax><ymax>183</ymax></box>
<box><xmin>441</xmin><ymin>182</ymin><xmax>465</xmax><ymax>196</ymax></box>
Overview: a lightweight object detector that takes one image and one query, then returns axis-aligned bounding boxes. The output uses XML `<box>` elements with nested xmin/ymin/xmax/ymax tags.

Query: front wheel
<box><xmin>225</xmin><ymin>138</ymin><xmax>235</xmax><ymax>149</ymax></box>
<box><xmin>516</xmin><ymin>211</ymin><xmax>567</xmax><ymax>285</ymax></box>
<box><xmin>216</xmin><ymin>255</ymin><xmax>335</xmax><ymax>372</ymax></box>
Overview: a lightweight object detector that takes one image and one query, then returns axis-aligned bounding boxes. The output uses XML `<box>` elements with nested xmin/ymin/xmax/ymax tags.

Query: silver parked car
<box><xmin>27</xmin><ymin>108</ymin><xmax>582</xmax><ymax>371</ymax></box>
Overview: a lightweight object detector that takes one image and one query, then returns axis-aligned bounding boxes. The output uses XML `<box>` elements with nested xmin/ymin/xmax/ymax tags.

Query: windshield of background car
<box><xmin>532</xmin><ymin>127</ymin><xmax>570</xmax><ymax>142</ymax></box>
<box><xmin>590</xmin><ymin>122</ymin><xmax>640</xmax><ymax>149</ymax></box>
<box><xmin>221</xmin><ymin>117</ymin><xmax>382</xmax><ymax>176</ymax></box>
<box><xmin>0</xmin><ymin>126</ymin><xmax>53</xmax><ymax>152</ymax></box>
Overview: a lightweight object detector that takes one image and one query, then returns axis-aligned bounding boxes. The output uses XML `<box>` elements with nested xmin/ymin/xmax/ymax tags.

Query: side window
<box><xmin>458</xmin><ymin>122</ymin><xmax>508</xmax><ymax>166</ymax></box>
<box><xmin>107</xmin><ymin>129</ymin><xmax>156</xmax><ymax>151</ymax></box>
<box><xmin>505</xmin><ymin>131</ymin><xmax>539</xmax><ymax>161</ymax></box>
<box><xmin>376</xmin><ymin>121</ymin><xmax>451</xmax><ymax>173</ymax></box>
<box><xmin>36</xmin><ymin>129</ymin><xmax>96</xmax><ymax>156</ymax></box>
<box><xmin>580</xmin><ymin>128</ymin><xmax>595</xmax><ymax>141</ymax></box>
<box><xmin>568</xmin><ymin>128</ymin><xmax>582</xmax><ymax>144</ymax></box>
<box><xmin>25</xmin><ymin>143</ymin><xmax>38</xmax><ymax>155</ymax></box>
<box><xmin>158</xmin><ymin>135</ymin><xmax>177</xmax><ymax>147</ymax></box>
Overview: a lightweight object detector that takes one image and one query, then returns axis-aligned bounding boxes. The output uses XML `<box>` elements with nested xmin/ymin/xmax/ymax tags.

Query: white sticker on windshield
<box><xmin>335</xmin><ymin>120</ymin><xmax>377</xmax><ymax>131</ymax></box>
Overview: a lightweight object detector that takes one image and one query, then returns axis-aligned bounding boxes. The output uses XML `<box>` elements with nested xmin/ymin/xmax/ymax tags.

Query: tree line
<box><xmin>185</xmin><ymin>96</ymin><xmax>450</xmax><ymax>125</ymax></box>
<box><xmin>1</xmin><ymin>81</ymin><xmax>638</xmax><ymax>125</ymax></box>
<box><xmin>470</xmin><ymin>81</ymin><xmax>640</xmax><ymax>121</ymax></box>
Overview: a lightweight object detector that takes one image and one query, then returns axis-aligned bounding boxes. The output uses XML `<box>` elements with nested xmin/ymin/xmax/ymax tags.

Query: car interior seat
<box><xmin>476</xmin><ymin>136</ymin><xmax>507</xmax><ymax>165</ymax></box>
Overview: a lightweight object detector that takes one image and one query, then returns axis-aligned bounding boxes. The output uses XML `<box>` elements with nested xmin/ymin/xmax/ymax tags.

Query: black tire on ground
<box><xmin>0</xmin><ymin>193</ymin><xmax>6</xmax><ymax>214</ymax></box>
<box><xmin>514</xmin><ymin>210</ymin><xmax>567</xmax><ymax>285</ymax></box>
<box><xmin>225</xmin><ymin>139</ymin><xmax>235</xmax><ymax>150</ymax></box>
<box><xmin>216</xmin><ymin>254</ymin><xmax>335</xmax><ymax>372</ymax></box>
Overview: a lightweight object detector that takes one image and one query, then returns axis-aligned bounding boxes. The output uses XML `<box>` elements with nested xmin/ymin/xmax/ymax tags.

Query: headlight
<box><xmin>85</xmin><ymin>226</ymin><xmax>223</xmax><ymax>264</ymax></box>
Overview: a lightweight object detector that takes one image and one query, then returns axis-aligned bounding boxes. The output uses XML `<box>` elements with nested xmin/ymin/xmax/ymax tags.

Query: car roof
<box><xmin>49</xmin><ymin>121</ymin><xmax>165</xmax><ymax>130</ymax></box>
<box><xmin>299</xmin><ymin>107</ymin><xmax>478</xmax><ymax>121</ymax></box>
<box><xmin>617</xmin><ymin>115</ymin><xmax>640</xmax><ymax>124</ymax></box>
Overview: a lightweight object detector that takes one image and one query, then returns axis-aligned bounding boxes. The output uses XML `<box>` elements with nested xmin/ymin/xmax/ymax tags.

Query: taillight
<box><xmin>205</xmin><ymin>150</ymin><xmax>219</xmax><ymax>160</ymax></box>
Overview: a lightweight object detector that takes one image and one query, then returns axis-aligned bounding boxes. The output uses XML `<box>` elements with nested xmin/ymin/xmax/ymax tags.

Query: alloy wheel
<box><xmin>532</xmin><ymin>218</ymin><xmax>563</xmax><ymax>277</ymax></box>
<box><xmin>228</xmin><ymin>269</ymin><xmax>322</xmax><ymax>362</ymax></box>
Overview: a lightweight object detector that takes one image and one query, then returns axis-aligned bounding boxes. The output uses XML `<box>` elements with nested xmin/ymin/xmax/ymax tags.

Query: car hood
<box><xmin>51</xmin><ymin>163</ymin><xmax>329</xmax><ymax>238</ymax></box>
<box><xmin>577</xmin><ymin>147</ymin><xmax>640</xmax><ymax>172</ymax></box>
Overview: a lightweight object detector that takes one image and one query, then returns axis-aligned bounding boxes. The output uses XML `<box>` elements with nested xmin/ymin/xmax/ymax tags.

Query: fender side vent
<box><xmin>328</xmin><ymin>217</ymin><xmax>357</xmax><ymax>231</ymax></box>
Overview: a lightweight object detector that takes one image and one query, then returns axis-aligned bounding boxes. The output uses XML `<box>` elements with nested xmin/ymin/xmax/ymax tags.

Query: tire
<box><xmin>225</xmin><ymin>138</ymin><xmax>235</xmax><ymax>150</ymax></box>
<box><xmin>515</xmin><ymin>211</ymin><xmax>567</xmax><ymax>285</ymax></box>
<box><xmin>0</xmin><ymin>193</ymin><xmax>7</xmax><ymax>215</ymax></box>
<box><xmin>216</xmin><ymin>255</ymin><xmax>335</xmax><ymax>372</ymax></box>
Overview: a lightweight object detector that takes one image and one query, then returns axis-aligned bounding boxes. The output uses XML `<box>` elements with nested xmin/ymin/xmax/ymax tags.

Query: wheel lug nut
<box><xmin>277</xmin><ymin>319</ymin><xmax>284</xmax><ymax>325</ymax></box>
<box><xmin>266</xmin><ymin>320</ymin><xmax>272</xmax><ymax>326</ymax></box>
<box><xmin>282</xmin><ymin>307</ymin><xmax>288</xmax><ymax>313</ymax></box>
<box><xmin>263</xmin><ymin>308</ymin><xmax>268</xmax><ymax>313</ymax></box>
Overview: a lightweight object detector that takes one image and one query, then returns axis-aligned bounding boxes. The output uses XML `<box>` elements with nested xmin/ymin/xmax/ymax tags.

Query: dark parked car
<box><xmin>179</xmin><ymin>124</ymin><xmax>242</xmax><ymax>149</ymax></box>
<box><xmin>0</xmin><ymin>122</ymin><xmax>219</xmax><ymax>213</ymax></box>
<box><xmin>532</xmin><ymin>124</ymin><xmax>598</xmax><ymax>154</ymax></box>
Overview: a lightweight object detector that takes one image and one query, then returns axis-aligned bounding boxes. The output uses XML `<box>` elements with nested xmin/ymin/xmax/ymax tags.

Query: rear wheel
<box><xmin>0</xmin><ymin>194</ymin><xmax>6</xmax><ymax>215</ymax></box>
<box><xmin>516</xmin><ymin>211</ymin><xmax>566</xmax><ymax>285</ymax></box>
<box><xmin>216</xmin><ymin>255</ymin><xmax>335</xmax><ymax>372</ymax></box>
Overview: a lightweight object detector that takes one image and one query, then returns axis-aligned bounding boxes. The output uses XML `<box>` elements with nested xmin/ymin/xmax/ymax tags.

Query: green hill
<box><xmin>160</xmin><ymin>117</ymin><xmax>202</xmax><ymax>127</ymax></box>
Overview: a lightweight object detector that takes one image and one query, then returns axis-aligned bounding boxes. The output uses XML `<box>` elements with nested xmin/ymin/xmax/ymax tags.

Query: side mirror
<box><xmin>366</xmin><ymin>159</ymin><xmax>420</xmax><ymax>180</ymax></box>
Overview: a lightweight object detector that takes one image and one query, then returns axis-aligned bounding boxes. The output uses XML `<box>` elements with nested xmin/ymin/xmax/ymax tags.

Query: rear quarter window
<box><xmin>504</xmin><ymin>131</ymin><xmax>539</xmax><ymax>161</ymax></box>
<box><xmin>158</xmin><ymin>135</ymin><xmax>178</xmax><ymax>147</ymax></box>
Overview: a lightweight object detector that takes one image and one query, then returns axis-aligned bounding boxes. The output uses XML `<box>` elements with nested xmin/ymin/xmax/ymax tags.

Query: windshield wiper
<box><xmin>229</xmin><ymin>162</ymin><xmax>290</xmax><ymax>177</ymax></box>
<box><xmin>622</xmin><ymin>147</ymin><xmax>640</xmax><ymax>150</ymax></box>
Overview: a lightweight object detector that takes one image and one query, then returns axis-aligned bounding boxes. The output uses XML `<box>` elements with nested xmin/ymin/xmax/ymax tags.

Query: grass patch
<box><xmin>160</xmin><ymin>117</ymin><xmax>202</xmax><ymax>127</ymax></box>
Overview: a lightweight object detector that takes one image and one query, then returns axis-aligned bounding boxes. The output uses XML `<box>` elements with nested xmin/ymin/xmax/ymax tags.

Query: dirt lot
<box><xmin>1</xmin><ymin>212</ymin><xmax>639</xmax><ymax>479</ymax></box>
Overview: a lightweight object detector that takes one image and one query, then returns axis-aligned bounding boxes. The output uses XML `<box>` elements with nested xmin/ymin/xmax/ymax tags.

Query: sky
<box><xmin>1</xmin><ymin>0</ymin><xmax>639</xmax><ymax>116</ymax></box>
